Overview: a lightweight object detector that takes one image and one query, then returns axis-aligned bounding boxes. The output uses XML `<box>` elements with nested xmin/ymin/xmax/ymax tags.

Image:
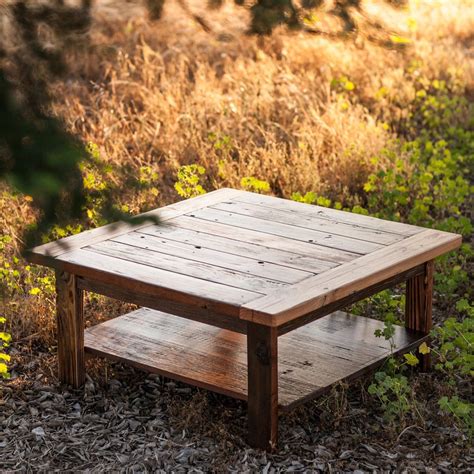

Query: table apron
<box><xmin>76</xmin><ymin>276</ymin><xmax>248</xmax><ymax>334</ymax></box>
<box><xmin>75</xmin><ymin>263</ymin><xmax>425</xmax><ymax>337</ymax></box>
<box><xmin>277</xmin><ymin>263</ymin><xmax>426</xmax><ymax>335</ymax></box>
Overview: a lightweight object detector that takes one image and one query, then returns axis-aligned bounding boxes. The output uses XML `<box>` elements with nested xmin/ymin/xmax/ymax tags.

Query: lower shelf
<box><xmin>84</xmin><ymin>308</ymin><xmax>426</xmax><ymax>410</ymax></box>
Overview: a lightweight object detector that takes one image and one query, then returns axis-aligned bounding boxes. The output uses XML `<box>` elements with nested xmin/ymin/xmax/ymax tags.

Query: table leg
<box><xmin>247</xmin><ymin>322</ymin><xmax>278</xmax><ymax>450</ymax></box>
<box><xmin>405</xmin><ymin>260</ymin><xmax>434</xmax><ymax>371</ymax></box>
<box><xmin>55</xmin><ymin>270</ymin><xmax>85</xmax><ymax>387</ymax></box>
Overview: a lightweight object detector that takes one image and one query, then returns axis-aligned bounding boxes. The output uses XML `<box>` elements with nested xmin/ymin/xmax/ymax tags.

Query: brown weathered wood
<box><xmin>55</xmin><ymin>271</ymin><xmax>85</xmax><ymax>388</ymax></box>
<box><xmin>87</xmin><ymin>239</ymin><xmax>289</xmax><ymax>294</ymax></box>
<box><xmin>138</xmin><ymin>223</ymin><xmax>338</xmax><ymax>273</ymax></box>
<box><xmin>188</xmin><ymin>207</ymin><xmax>384</xmax><ymax>255</ymax></box>
<box><xmin>78</xmin><ymin>276</ymin><xmax>248</xmax><ymax>333</ymax></box>
<box><xmin>27</xmin><ymin>190</ymin><xmax>462</xmax><ymax>449</ymax></box>
<box><xmin>232</xmin><ymin>191</ymin><xmax>424</xmax><ymax>237</ymax></box>
<box><xmin>113</xmin><ymin>231</ymin><xmax>314</xmax><ymax>283</ymax></box>
<box><xmin>277</xmin><ymin>263</ymin><xmax>425</xmax><ymax>335</ymax></box>
<box><xmin>242</xmin><ymin>229</ymin><xmax>462</xmax><ymax>326</ymax></box>
<box><xmin>406</xmin><ymin>260</ymin><xmax>434</xmax><ymax>371</ymax></box>
<box><xmin>54</xmin><ymin>249</ymin><xmax>262</xmax><ymax>310</ymax></box>
<box><xmin>164</xmin><ymin>215</ymin><xmax>357</xmax><ymax>264</ymax></box>
<box><xmin>211</xmin><ymin>200</ymin><xmax>404</xmax><ymax>245</ymax></box>
<box><xmin>84</xmin><ymin>308</ymin><xmax>426</xmax><ymax>410</ymax></box>
<box><xmin>247</xmin><ymin>322</ymin><xmax>278</xmax><ymax>450</ymax></box>
<box><xmin>25</xmin><ymin>188</ymin><xmax>241</xmax><ymax>265</ymax></box>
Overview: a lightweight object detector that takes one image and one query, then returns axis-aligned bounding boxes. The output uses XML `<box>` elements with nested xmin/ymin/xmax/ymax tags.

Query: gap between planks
<box><xmin>210</xmin><ymin>200</ymin><xmax>405</xmax><ymax>246</ymax></box>
<box><xmin>230</xmin><ymin>191</ymin><xmax>424</xmax><ymax>237</ymax></box>
<box><xmin>186</xmin><ymin>207</ymin><xmax>383</xmax><ymax>255</ymax></box>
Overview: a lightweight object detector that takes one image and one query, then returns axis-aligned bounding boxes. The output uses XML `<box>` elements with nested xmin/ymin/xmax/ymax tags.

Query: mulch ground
<box><xmin>1</xmin><ymin>345</ymin><xmax>472</xmax><ymax>472</ymax></box>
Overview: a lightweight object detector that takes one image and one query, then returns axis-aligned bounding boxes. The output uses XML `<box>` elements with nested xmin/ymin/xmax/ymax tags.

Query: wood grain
<box><xmin>211</xmin><ymin>200</ymin><xmax>404</xmax><ymax>245</ymax></box>
<box><xmin>277</xmin><ymin>263</ymin><xmax>425</xmax><ymax>335</ymax></box>
<box><xmin>78</xmin><ymin>276</ymin><xmax>248</xmax><ymax>333</ymax></box>
<box><xmin>164</xmin><ymin>215</ymin><xmax>357</xmax><ymax>264</ymax></box>
<box><xmin>247</xmin><ymin>322</ymin><xmax>278</xmax><ymax>450</ymax></box>
<box><xmin>406</xmin><ymin>260</ymin><xmax>434</xmax><ymax>371</ymax></box>
<box><xmin>87</xmin><ymin>239</ymin><xmax>289</xmax><ymax>294</ymax></box>
<box><xmin>25</xmin><ymin>188</ymin><xmax>241</xmax><ymax>265</ymax></box>
<box><xmin>55</xmin><ymin>249</ymin><xmax>262</xmax><ymax>310</ymax></box>
<box><xmin>232</xmin><ymin>191</ymin><xmax>424</xmax><ymax>237</ymax></box>
<box><xmin>188</xmin><ymin>207</ymin><xmax>384</xmax><ymax>255</ymax></box>
<box><xmin>55</xmin><ymin>271</ymin><xmax>85</xmax><ymax>388</ymax></box>
<box><xmin>111</xmin><ymin>231</ymin><xmax>312</xmax><ymax>284</ymax></box>
<box><xmin>84</xmin><ymin>308</ymin><xmax>427</xmax><ymax>409</ymax></box>
<box><xmin>242</xmin><ymin>229</ymin><xmax>462</xmax><ymax>326</ymax></box>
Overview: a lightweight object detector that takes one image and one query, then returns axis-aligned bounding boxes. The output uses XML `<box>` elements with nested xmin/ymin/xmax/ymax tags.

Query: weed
<box><xmin>175</xmin><ymin>165</ymin><xmax>207</xmax><ymax>199</ymax></box>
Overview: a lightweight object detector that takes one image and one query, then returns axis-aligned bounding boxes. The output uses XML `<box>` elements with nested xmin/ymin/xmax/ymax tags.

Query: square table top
<box><xmin>27</xmin><ymin>188</ymin><xmax>461</xmax><ymax>327</ymax></box>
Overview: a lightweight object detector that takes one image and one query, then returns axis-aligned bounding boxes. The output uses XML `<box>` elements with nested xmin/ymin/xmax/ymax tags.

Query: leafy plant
<box><xmin>367</xmin><ymin>315</ymin><xmax>425</xmax><ymax>425</ymax></box>
<box><xmin>364</xmin><ymin>140</ymin><xmax>473</xmax><ymax>235</ymax></box>
<box><xmin>431</xmin><ymin>299</ymin><xmax>473</xmax><ymax>378</ymax></box>
<box><xmin>240</xmin><ymin>177</ymin><xmax>270</xmax><ymax>194</ymax></box>
<box><xmin>291</xmin><ymin>191</ymin><xmax>333</xmax><ymax>207</ymax></box>
<box><xmin>438</xmin><ymin>396</ymin><xmax>474</xmax><ymax>437</ymax></box>
<box><xmin>368</xmin><ymin>371</ymin><xmax>413</xmax><ymax>423</ymax></box>
<box><xmin>174</xmin><ymin>164</ymin><xmax>207</xmax><ymax>198</ymax></box>
<box><xmin>0</xmin><ymin>316</ymin><xmax>11</xmax><ymax>379</ymax></box>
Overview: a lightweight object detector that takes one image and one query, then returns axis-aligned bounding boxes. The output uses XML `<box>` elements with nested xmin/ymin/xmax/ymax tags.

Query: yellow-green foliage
<box><xmin>240</xmin><ymin>177</ymin><xmax>270</xmax><ymax>194</ymax></box>
<box><xmin>0</xmin><ymin>316</ymin><xmax>11</xmax><ymax>379</ymax></box>
<box><xmin>174</xmin><ymin>165</ymin><xmax>207</xmax><ymax>199</ymax></box>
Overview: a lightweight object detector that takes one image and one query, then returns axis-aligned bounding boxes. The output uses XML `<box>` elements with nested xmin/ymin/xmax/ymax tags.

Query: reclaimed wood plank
<box><xmin>112</xmin><ymin>231</ymin><xmax>312</xmax><ymax>284</ymax></box>
<box><xmin>54</xmin><ymin>249</ymin><xmax>261</xmax><ymax>309</ymax></box>
<box><xmin>187</xmin><ymin>208</ymin><xmax>383</xmax><ymax>255</ymax></box>
<box><xmin>161</xmin><ymin>215</ymin><xmax>355</xmax><ymax>265</ymax></box>
<box><xmin>137</xmin><ymin>225</ymin><xmax>336</xmax><ymax>274</ymax></box>
<box><xmin>212</xmin><ymin>201</ymin><xmax>404</xmax><ymax>245</ymax></box>
<box><xmin>55</xmin><ymin>271</ymin><xmax>85</xmax><ymax>388</ymax></box>
<box><xmin>87</xmin><ymin>240</ymin><xmax>289</xmax><ymax>293</ymax></box>
<box><xmin>233</xmin><ymin>191</ymin><xmax>424</xmax><ymax>237</ymax></box>
<box><xmin>277</xmin><ymin>264</ymin><xmax>425</xmax><ymax>335</ymax></box>
<box><xmin>406</xmin><ymin>260</ymin><xmax>434</xmax><ymax>371</ymax></box>
<box><xmin>84</xmin><ymin>308</ymin><xmax>426</xmax><ymax>409</ymax></box>
<box><xmin>25</xmin><ymin>188</ymin><xmax>241</xmax><ymax>266</ymax></box>
<box><xmin>78</xmin><ymin>277</ymin><xmax>248</xmax><ymax>333</ymax></box>
<box><xmin>242</xmin><ymin>229</ymin><xmax>462</xmax><ymax>326</ymax></box>
<box><xmin>247</xmin><ymin>322</ymin><xmax>278</xmax><ymax>450</ymax></box>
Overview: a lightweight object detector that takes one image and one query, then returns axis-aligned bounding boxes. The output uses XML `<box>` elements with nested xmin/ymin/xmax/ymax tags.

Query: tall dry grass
<box><xmin>50</xmin><ymin>0</ymin><xmax>473</xmax><ymax>207</ymax></box>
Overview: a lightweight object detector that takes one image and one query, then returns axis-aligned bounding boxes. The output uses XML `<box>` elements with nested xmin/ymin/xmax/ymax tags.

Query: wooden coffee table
<box><xmin>26</xmin><ymin>189</ymin><xmax>461</xmax><ymax>449</ymax></box>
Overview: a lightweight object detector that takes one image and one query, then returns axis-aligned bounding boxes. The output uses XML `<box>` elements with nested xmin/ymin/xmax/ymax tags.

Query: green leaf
<box><xmin>404</xmin><ymin>352</ymin><xmax>420</xmax><ymax>366</ymax></box>
<box><xmin>419</xmin><ymin>342</ymin><xmax>431</xmax><ymax>355</ymax></box>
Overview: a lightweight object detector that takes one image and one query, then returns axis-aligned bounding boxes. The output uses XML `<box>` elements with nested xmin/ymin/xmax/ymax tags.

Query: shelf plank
<box><xmin>84</xmin><ymin>308</ymin><xmax>426</xmax><ymax>409</ymax></box>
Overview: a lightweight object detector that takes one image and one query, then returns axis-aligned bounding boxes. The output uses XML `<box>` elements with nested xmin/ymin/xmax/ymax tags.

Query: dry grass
<box><xmin>48</xmin><ymin>0</ymin><xmax>473</xmax><ymax>207</ymax></box>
